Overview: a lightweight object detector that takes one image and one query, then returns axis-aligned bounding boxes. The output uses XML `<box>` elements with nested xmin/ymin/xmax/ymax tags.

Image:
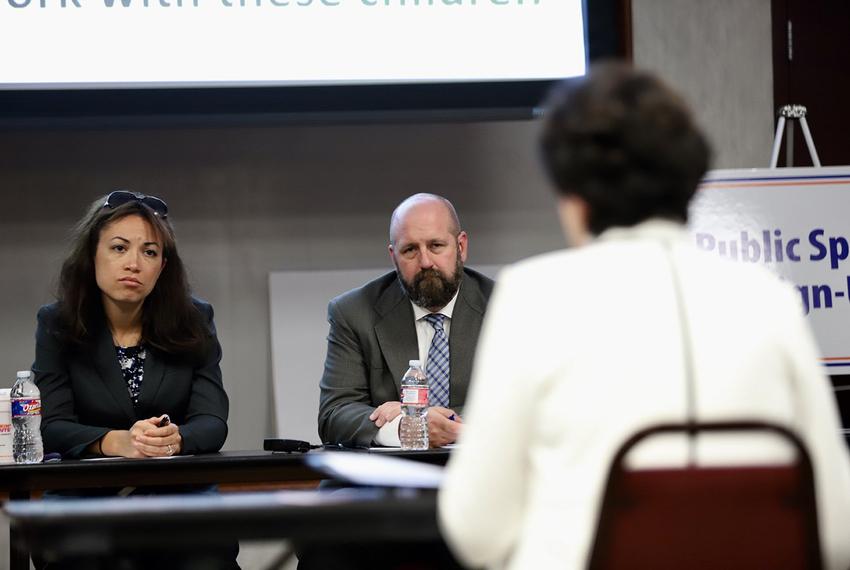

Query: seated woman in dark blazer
<box><xmin>33</xmin><ymin>190</ymin><xmax>228</xmax><ymax>459</ymax></box>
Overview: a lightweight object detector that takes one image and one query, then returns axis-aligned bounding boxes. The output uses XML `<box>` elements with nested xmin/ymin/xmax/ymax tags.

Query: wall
<box><xmin>0</xmin><ymin>1</ymin><xmax>774</xmax><ymax>453</ymax></box>
<box><xmin>0</xmin><ymin>121</ymin><xmax>562</xmax><ymax>451</ymax></box>
<box><xmin>632</xmin><ymin>0</ymin><xmax>775</xmax><ymax>169</ymax></box>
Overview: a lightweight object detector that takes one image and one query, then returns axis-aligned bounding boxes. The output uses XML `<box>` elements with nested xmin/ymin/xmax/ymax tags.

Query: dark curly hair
<box><xmin>540</xmin><ymin>62</ymin><xmax>712</xmax><ymax>235</ymax></box>
<box><xmin>56</xmin><ymin>194</ymin><xmax>209</xmax><ymax>360</ymax></box>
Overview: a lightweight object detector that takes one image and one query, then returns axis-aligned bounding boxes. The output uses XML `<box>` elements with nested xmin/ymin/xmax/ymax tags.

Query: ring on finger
<box><xmin>167</xmin><ymin>444</ymin><xmax>173</xmax><ymax>455</ymax></box>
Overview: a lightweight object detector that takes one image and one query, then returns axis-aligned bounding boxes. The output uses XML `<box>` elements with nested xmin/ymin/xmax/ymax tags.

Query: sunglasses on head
<box><xmin>103</xmin><ymin>190</ymin><xmax>168</xmax><ymax>219</ymax></box>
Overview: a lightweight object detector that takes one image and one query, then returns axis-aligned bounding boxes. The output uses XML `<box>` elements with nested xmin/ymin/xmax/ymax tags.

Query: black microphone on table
<box><xmin>263</xmin><ymin>439</ymin><xmax>322</xmax><ymax>453</ymax></box>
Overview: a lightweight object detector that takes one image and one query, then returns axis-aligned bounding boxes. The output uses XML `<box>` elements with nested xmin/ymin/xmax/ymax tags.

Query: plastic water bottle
<box><xmin>0</xmin><ymin>389</ymin><xmax>12</xmax><ymax>465</ymax></box>
<box><xmin>399</xmin><ymin>359</ymin><xmax>429</xmax><ymax>450</ymax></box>
<box><xmin>11</xmin><ymin>370</ymin><xmax>43</xmax><ymax>464</ymax></box>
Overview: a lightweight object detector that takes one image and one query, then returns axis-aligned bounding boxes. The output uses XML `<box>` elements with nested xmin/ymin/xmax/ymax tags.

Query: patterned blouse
<box><xmin>115</xmin><ymin>345</ymin><xmax>146</xmax><ymax>407</ymax></box>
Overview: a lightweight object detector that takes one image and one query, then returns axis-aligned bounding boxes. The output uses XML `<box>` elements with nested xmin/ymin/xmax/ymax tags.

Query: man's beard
<box><xmin>398</xmin><ymin>255</ymin><xmax>464</xmax><ymax>311</ymax></box>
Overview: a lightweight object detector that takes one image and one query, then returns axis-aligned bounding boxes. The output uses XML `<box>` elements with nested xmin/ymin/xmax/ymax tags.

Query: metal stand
<box><xmin>770</xmin><ymin>104</ymin><xmax>821</xmax><ymax>168</ymax></box>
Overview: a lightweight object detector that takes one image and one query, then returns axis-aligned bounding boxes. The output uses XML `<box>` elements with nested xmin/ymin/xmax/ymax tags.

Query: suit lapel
<box><xmin>92</xmin><ymin>327</ymin><xmax>136</xmax><ymax>423</ymax></box>
<box><xmin>137</xmin><ymin>349</ymin><xmax>166</xmax><ymax>410</ymax></box>
<box><xmin>448</xmin><ymin>272</ymin><xmax>487</xmax><ymax>408</ymax></box>
<box><xmin>374</xmin><ymin>282</ymin><xmax>419</xmax><ymax>394</ymax></box>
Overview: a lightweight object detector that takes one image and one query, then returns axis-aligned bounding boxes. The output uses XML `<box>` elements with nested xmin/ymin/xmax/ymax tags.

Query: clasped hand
<box><xmin>101</xmin><ymin>415</ymin><xmax>182</xmax><ymax>458</ymax></box>
<box><xmin>130</xmin><ymin>415</ymin><xmax>182</xmax><ymax>457</ymax></box>
<box><xmin>369</xmin><ymin>402</ymin><xmax>462</xmax><ymax>448</ymax></box>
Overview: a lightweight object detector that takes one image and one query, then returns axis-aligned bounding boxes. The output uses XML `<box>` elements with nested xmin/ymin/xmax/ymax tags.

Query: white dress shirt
<box><xmin>375</xmin><ymin>289</ymin><xmax>459</xmax><ymax>446</ymax></box>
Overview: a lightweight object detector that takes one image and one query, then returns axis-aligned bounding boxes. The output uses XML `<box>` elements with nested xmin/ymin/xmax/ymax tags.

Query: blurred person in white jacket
<box><xmin>439</xmin><ymin>62</ymin><xmax>850</xmax><ymax>570</ymax></box>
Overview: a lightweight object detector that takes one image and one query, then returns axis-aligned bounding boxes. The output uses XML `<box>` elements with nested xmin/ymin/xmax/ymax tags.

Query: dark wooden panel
<box><xmin>772</xmin><ymin>0</ymin><xmax>850</xmax><ymax>166</ymax></box>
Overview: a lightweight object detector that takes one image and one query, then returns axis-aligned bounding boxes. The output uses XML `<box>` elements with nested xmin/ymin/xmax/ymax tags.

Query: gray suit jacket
<box><xmin>318</xmin><ymin>267</ymin><xmax>494</xmax><ymax>446</ymax></box>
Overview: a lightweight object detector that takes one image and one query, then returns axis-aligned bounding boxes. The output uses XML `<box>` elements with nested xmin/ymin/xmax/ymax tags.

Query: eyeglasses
<box><xmin>103</xmin><ymin>190</ymin><xmax>168</xmax><ymax>219</ymax></box>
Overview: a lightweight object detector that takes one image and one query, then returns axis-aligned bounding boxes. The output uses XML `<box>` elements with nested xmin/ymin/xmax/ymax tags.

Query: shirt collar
<box><xmin>411</xmin><ymin>286</ymin><xmax>460</xmax><ymax>321</ymax></box>
<box><xmin>595</xmin><ymin>218</ymin><xmax>688</xmax><ymax>244</ymax></box>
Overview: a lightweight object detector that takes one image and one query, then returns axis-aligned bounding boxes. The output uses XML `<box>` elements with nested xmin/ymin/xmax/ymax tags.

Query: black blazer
<box><xmin>33</xmin><ymin>300</ymin><xmax>229</xmax><ymax>458</ymax></box>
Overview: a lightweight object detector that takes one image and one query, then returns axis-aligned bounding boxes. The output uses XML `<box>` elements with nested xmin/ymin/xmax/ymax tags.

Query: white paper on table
<box><xmin>369</xmin><ymin>444</ymin><xmax>459</xmax><ymax>451</ymax></box>
<box><xmin>306</xmin><ymin>452</ymin><xmax>444</xmax><ymax>488</ymax></box>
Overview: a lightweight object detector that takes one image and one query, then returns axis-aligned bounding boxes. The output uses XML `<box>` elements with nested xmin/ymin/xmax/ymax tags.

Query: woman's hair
<box><xmin>56</xmin><ymin>194</ymin><xmax>209</xmax><ymax>360</ymax></box>
<box><xmin>540</xmin><ymin>62</ymin><xmax>712</xmax><ymax>235</ymax></box>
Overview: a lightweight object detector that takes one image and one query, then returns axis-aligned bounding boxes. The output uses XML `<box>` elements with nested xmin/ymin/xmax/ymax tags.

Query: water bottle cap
<box><xmin>408</xmin><ymin>359</ymin><xmax>421</xmax><ymax>367</ymax></box>
<box><xmin>16</xmin><ymin>371</ymin><xmax>31</xmax><ymax>380</ymax></box>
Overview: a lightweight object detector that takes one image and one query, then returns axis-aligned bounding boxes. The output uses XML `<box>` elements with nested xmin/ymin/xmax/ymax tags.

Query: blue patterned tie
<box><xmin>423</xmin><ymin>313</ymin><xmax>450</xmax><ymax>408</ymax></box>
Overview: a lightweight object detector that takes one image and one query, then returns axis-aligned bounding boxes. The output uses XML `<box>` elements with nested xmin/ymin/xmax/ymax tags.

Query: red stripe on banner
<box><xmin>703</xmin><ymin>180</ymin><xmax>850</xmax><ymax>189</ymax></box>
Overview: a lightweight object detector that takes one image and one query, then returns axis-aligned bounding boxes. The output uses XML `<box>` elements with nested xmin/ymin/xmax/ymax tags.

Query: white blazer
<box><xmin>439</xmin><ymin>220</ymin><xmax>850</xmax><ymax>570</ymax></box>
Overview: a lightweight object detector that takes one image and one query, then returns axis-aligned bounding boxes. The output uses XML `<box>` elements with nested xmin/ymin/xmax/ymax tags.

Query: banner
<box><xmin>691</xmin><ymin>166</ymin><xmax>850</xmax><ymax>372</ymax></box>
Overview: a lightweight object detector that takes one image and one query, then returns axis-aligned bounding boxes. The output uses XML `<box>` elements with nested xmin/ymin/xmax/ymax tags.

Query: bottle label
<box><xmin>401</xmin><ymin>387</ymin><xmax>429</xmax><ymax>405</ymax></box>
<box><xmin>11</xmin><ymin>399</ymin><xmax>41</xmax><ymax>417</ymax></box>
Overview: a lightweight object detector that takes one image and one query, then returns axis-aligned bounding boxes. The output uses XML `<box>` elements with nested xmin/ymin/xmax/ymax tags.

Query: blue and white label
<box><xmin>11</xmin><ymin>398</ymin><xmax>41</xmax><ymax>417</ymax></box>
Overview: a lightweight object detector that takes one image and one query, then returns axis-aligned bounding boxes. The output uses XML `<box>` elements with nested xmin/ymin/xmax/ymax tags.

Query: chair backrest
<box><xmin>588</xmin><ymin>421</ymin><xmax>823</xmax><ymax>570</ymax></box>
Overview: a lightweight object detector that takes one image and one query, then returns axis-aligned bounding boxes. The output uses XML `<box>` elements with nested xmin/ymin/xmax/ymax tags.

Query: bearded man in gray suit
<box><xmin>318</xmin><ymin>193</ymin><xmax>494</xmax><ymax>448</ymax></box>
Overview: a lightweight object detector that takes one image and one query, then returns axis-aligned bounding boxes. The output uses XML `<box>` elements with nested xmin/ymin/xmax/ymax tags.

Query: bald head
<box><xmin>389</xmin><ymin>193</ymin><xmax>461</xmax><ymax>246</ymax></box>
<box><xmin>387</xmin><ymin>193</ymin><xmax>468</xmax><ymax>311</ymax></box>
